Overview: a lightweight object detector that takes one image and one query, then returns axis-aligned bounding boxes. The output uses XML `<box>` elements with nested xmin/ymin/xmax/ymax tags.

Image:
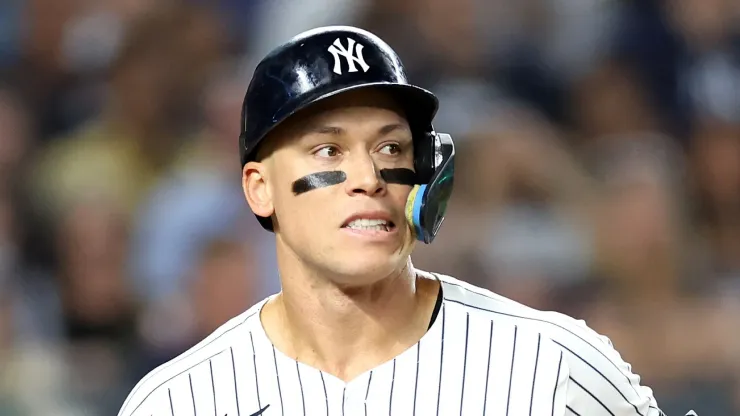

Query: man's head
<box><xmin>244</xmin><ymin>88</ymin><xmax>417</xmax><ymax>284</ymax></box>
<box><xmin>239</xmin><ymin>26</ymin><xmax>455</xmax><ymax>286</ymax></box>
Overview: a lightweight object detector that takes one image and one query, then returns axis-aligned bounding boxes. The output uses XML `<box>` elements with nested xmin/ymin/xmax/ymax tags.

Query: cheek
<box><xmin>389</xmin><ymin>185</ymin><xmax>414</xmax><ymax>232</ymax></box>
<box><xmin>273</xmin><ymin>185</ymin><xmax>335</xmax><ymax>230</ymax></box>
<box><xmin>388</xmin><ymin>184</ymin><xmax>412</xmax><ymax>205</ymax></box>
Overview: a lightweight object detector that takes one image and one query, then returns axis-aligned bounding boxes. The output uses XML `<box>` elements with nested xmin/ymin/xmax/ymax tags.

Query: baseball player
<box><xmin>117</xmin><ymin>26</ymin><xmax>664</xmax><ymax>416</ymax></box>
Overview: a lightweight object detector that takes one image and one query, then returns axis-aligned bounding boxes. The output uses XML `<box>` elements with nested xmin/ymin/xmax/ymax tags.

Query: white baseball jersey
<box><xmin>117</xmin><ymin>272</ymin><xmax>663</xmax><ymax>416</ymax></box>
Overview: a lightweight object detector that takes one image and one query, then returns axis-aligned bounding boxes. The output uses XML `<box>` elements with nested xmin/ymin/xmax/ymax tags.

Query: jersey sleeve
<box><xmin>560</xmin><ymin>323</ymin><xmax>665</xmax><ymax>416</ymax></box>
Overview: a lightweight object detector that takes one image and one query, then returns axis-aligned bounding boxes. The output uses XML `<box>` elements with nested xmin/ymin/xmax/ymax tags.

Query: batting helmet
<box><xmin>239</xmin><ymin>26</ymin><xmax>454</xmax><ymax>243</ymax></box>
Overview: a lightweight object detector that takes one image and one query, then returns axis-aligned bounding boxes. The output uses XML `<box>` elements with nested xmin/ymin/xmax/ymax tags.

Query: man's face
<box><xmin>243</xmin><ymin>89</ymin><xmax>417</xmax><ymax>286</ymax></box>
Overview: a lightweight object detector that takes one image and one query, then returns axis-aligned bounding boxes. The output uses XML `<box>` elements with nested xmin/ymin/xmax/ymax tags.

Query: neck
<box><xmin>262</xmin><ymin>258</ymin><xmax>438</xmax><ymax>381</ymax></box>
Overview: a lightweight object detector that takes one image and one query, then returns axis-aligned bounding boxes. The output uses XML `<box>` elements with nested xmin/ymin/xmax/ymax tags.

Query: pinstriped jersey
<box><xmin>117</xmin><ymin>271</ymin><xmax>663</xmax><ymax>416</ymax></box>
<box><xmin>436</xmin><ymin>276</ymin><xmax>664</xmax><ymax>416</ymax></box>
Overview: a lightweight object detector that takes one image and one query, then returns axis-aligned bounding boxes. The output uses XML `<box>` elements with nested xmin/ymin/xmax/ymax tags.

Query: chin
<box><xmin>327</xmin><ymin>254</ymin><xmax>405</xmax><ymax>287</ymax></box>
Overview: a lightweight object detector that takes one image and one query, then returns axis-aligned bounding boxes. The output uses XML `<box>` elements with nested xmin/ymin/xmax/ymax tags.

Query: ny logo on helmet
<box><xmin>327</xmin><ymin>38</ymin><xmax>370</xmax><ymax>75</ymax></box>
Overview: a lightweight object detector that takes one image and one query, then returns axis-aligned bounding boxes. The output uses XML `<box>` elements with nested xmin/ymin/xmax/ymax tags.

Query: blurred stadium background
<box><xmin>0</xmin><ymin>0</ymin><xmax>739</xmax><ymax>414</ymax></box>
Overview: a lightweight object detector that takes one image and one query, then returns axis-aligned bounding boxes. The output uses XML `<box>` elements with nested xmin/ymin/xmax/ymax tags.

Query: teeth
<box><xmin>346</xmin><ymin>218</ymin><xmax>389</xmax><ymax>231</ymax></box>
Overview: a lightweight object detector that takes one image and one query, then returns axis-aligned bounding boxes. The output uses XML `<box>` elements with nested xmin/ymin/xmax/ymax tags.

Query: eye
<box><xmin>379</xmin><ymin>143</ymin><xmax>402</xmax><ymax>156</ymax></box>
<box><xmin>315</xmin><ymin>145</ymin><xmax>340</xmax><ymax>158</ymax></box>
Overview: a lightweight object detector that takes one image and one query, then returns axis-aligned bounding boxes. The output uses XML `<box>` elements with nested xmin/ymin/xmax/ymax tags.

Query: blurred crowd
<box><xmin>0</xmin><ymin>0</ymin><xmax>739</xmax><ymax>414</ymax></box>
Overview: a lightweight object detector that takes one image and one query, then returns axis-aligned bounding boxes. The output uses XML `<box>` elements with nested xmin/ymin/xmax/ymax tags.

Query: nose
<box><xmin>343</xmin><ymin>151</ymin><xmax>386</xmax><ymax>197</ymax></box>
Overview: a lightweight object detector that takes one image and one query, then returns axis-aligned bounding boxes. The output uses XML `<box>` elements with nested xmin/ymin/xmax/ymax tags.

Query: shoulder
<box><xmin>435</xmin><ymin>272</ymin><xmax>620</xmax><ymax>349</ymax></box>
<box><xmin>435</xmin><ymin>272</ymin><xmax>594</xmax><ymax>335</ymax></box>
<box><xmin>435</xmin><ymin>272</ymin><xmax>606</xmax><ymax>364</ymax></box>
<box><xmin>116</xmin><ymin>300</ymin><xmax>267</xmax><ymax>416</ymax></box>
<box><xmin>432</xmin><ymin>272</ymin><xmax>663</xmax><ymax>415</ymax></box>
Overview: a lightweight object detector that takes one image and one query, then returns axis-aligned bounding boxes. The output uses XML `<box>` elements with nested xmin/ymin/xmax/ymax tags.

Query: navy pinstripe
<box><xmin>529</xmin><ymin>333</ymin><xmax>542</xmax><ymax>416</ymax></box>
<box><xmin>459</xmin><ymin>312</ymin><xmax>470</xmax><ymax>415</ymax></box>
<box><xmin>569</xmin><ymin>376</ymin><xmax>615</xmax><ymax>416</ymax></box>
<box><xmin>229</xmin><ymin>347</ymin><xmax>241</xmax><ymax>416</ymax></box>
<box><xmin>505</xmin><ymin>325</ymin><xmax>518</xmax><ymax>416</ymax></box>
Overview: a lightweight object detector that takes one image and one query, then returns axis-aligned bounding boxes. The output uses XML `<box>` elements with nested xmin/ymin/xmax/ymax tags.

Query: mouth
<box><xmin>341</xmin><ymin>213</ymin><xmax>397</xmax><ymax>233</ymax></box>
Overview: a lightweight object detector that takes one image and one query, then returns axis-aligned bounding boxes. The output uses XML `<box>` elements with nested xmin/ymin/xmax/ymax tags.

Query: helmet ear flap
<box><xmin>407</xmin><ymin>132</ymin><xmax>455</xmax><ymax>244</ymax></box>
<box><xmin>413</xmin><ymin>131</ymin><xmax>437</xmax><ymax>184</ymax></box>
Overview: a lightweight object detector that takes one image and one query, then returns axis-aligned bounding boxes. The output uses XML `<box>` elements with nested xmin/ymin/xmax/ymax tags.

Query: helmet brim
<box><xmin>241</xmin><ymin>82</ymin><xmax>439</xmax><ymax>165</ymax></box>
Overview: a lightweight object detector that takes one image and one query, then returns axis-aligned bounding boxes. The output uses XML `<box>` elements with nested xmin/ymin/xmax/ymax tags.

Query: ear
<box><xmin>242</xmin><ymin>161</ymin><xmax>274</xmax><ymax>218</ymax></box>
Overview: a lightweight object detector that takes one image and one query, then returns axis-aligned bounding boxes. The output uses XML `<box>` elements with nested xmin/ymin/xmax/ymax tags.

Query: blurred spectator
<box><xmin>0</xmin><ymin>86</ymin><xmax>62</xmax><ymax>350</ymax></box>
<box><xmin>28</xmin><ymin>5</ymin><xmax>224</xmax><ymax>225</ymax></box>
<box><xmin>128</xmin><ymin>65</ymin><xmax>275</xmax><ymax>372</ymax></box>
<box><xmin>667</xmin><ymin>0</ymin><xmax>740</xmax><ymax>124</ymax></box>
<box><xmin>54</xmin><ymin>200</ymin><xmax>136</xmax><ymax>414</ymax></box>
<box><xmin>0</xmin><ymin>284</ymin><xmax>18</xmax><ymax>414</ymax></box>
<box><xmin>0</xmin><ymin>198</ymin><xmax>16</xmax><ymax>356</ymax></box>
<box><xmin>189</xmin><ymin>0</ymin><xmax>264</xmax><ymax>52</ymax></box>
<box><xmin>56</xmin><ymin>201</ymin><xmax>134</xmax><ymax>347</ymax></box>
<box><xmin>0</xmin><ymin>87</ymin><xmax>32</xmax><ymax>265</ymax></box>
<box><xmin>359</xmin><ymin>0</ymin><xmax>516</xmax><ymax>141</ymax></box>
<box><xmin>413</xmin><ymin>104</ymin><xmax>595</xmax><ymax>311</ymax></box>
<box><xmin>0</xmin><ymin>87</ymin><xmax>34</xmax><ymax>265</ymax></box>
<box><xmin>189</xmin><ymin>239</ymin><xmax>261</xmax><ymax>340</ymax></box>
<box><xmin>583</xmin><ymin>134</ymin><xmax>740</xmax><ymax>415</ymax></box>
<box><xmin>690</xmin><ymin>121</ymin><xmax>740</xmax><ymax>291</ymax></box>
<box><xmin>0</xmin><ymin>87</ymin><xmax>32</xmax><ymax>185</ymax></box>
<box><xmin>0</xmin><ymin>0</ymin><xmax>22</xmax><ymax>69</ymax></box>
<box><xmin>10</xmin><ymin>0</ymin><xmax>82</xmax><ymax>138</ymax></box>
<box><xmin>571</xmin><ymin>58</ymin><xmax>662</xmax><ymax>147</ymax></box>
<box><xmin>478</xmin><ymin>0</ymin><xmax>619</xmax><ymax>123</ymax></box>
<box><xmin>476</xmin><ymin>117</ymin><xmax>594</xmax><ymax>311</ymax></box>
<box><xmin>612</xmin><ymin>0</ymin><xmax>740</xmax><ymax>140</ymax></box>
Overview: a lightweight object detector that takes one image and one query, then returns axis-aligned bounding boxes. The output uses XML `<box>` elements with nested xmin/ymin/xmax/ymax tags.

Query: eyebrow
<box><xmin>307</xmin><ymin>123</ymin><xmax>411</xmax><ymax>137</ymax></box>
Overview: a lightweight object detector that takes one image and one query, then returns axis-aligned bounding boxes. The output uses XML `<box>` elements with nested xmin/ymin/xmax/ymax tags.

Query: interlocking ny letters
<box><xmin>327</xmin><ymin>37</ymin><xmax>370</xmax><ymax>75</ymax></box>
